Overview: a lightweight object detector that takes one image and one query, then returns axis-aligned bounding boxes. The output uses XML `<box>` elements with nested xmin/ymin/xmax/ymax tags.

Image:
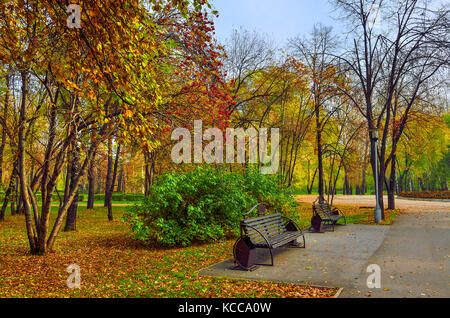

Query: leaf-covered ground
<box><xmin>398</xmin><ymin>190</ymin><xmax>450</xmax><ymax>199</ymax></box>
<box><xmin>0</xmin><ymin>206</ymin><xmax>337</xmax><ymax>298</ymax></box>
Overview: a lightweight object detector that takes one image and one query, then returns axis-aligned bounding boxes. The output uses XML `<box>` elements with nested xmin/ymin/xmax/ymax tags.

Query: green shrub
<box><xmin>38</xmin><ymin>193</ymin><xmax>84</xmax><ymax>202</ymax></box>
<box><xmin>124</xmin><ymin>193</ymin><xmax>144</xmax><ymax>201</ymax></box>
<box><xmin>90</xmin><ymin>193</ymin><xmax>143</xmax><ymax>202</ymax></box>
<box><xmin>123</xmin><ymin>167</ymin><xmax>297</xmax><ymax>247</ymax></box>
<box><xmin>112</xmin><ymin>193</ymin><xmax>124</xmax><ymax>201</ymax></box>
<box><xmin>93</xmin><ymin>193</ymin><xmax>104</xmax><ymax>201</ymax></box>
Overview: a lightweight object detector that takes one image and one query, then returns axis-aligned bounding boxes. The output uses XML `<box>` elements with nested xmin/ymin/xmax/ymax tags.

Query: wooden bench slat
<box><xmin>245</xmin><ymin>219</ymin><xmax>285</xmax><ymax>232</ymax></box>
<box><xmin>245</xmin><ymin>219</ymin><xmax>285</xmax><ymax>236</ymax></box>
<box><xmin>242</xmin><ymin>213</ymin><xmax>282</xmax><ymax>224</ymax></box>
<box><xmin>271</xmin><ymin>233</ymin><xmax>302</xmax><ymax>248</ymax></box>
<box><xmin>246</xmin><ymin>225</ymin><xmax>285</xmax><ymax>241</ymax></box>
<box><xmin>254</xmin><ymin>231</ymin><xmax>302</xmax><ymax>248</ymax></box>
<box><xmin>243</xmin><ymin>213</ymin><xmax>300</xmax><ymax>247</ymax></box>
<box><xmin>247</xmin><ymin>220</ymin><xmax>285</xmax><ymax>233</ymax></box>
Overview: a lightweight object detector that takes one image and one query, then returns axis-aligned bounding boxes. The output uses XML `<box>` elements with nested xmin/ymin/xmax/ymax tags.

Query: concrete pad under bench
<box><xmin>198</xmin><ymin>224</ymin><xmax>389</xmax><ymax>288</ymax></box>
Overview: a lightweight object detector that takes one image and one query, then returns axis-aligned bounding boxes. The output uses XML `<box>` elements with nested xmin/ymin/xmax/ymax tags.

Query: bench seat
<box><xmin>254</xmin><ymin>231</ymin><xmax>303</xmax><ymax>248</ymax></box>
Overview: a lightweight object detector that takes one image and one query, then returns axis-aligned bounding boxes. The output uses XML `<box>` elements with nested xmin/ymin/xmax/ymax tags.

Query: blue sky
<box><xmin>210</xmin><ymin>0</ymin><xmax>343</xmax><ymax>46</ymax></box>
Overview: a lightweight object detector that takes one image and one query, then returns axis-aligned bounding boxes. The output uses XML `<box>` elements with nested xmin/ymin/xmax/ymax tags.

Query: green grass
<box><xmin>291</xmin><ymin>202</ymin><xmax>399</xmax><ymax>228</ymax></box>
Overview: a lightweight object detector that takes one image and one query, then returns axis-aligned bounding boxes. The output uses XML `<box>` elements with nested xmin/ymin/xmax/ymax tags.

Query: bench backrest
<box><xmin>313</xmin><ymin>203</ymin><xmax>333</xmax><ymax>218</ymax></box>
<box><xmin>241</xmin><ymin>213</ymin><xmax>286</xmax><ymax>245</ymax></box>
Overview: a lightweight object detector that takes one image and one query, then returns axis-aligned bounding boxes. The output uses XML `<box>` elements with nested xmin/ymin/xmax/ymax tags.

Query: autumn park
<box><xmin>0</xmin><ymin>0</ymin><xmax>448</xmax><ymax>305</ymax></box>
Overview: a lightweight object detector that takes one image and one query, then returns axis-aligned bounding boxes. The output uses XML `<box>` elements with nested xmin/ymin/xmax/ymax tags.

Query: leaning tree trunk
<box><xmin>17</xmin><ymin>70</ymin><xmax>38</xmax><ymax>253</ymax></box>
<box><xmin>87</xmin><ymin>126</ymin><xmax>97</xmax><ymax>209</ymax></box>
<box><xmin>63</xmin><ymin>155</ymin><xmax>71</xmax><ymax>205</ymax></box>
<box><xmin>0</xmin><ymin>160</ymin><xmax>17</xmax><ymax>221</ymax></box>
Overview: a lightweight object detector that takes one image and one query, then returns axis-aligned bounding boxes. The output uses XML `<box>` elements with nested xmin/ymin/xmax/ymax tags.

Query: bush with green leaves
<box><xmin>123</xmin><ymin>167</ymin><xmax>297</xmax><ymax>247</ymax></box>
<box><xmin>90</xmin><ymin>193</ymin><xmax>144</xmax><ymax>202</ymax></box>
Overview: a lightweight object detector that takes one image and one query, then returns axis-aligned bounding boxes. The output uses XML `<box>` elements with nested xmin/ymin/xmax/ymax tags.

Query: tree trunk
<box><xmin>64</xmin><ymin>134</ymin><xmax>81</xmax><ymax>232</ymax></box>
<box><xmin>87</xmin><ymin>156</ymin><xmax>96</xmax><ymax>209</ymax></box>
<box><xmin>0</xmin><ymin>71</ymin><xmax>10</xmax><ymax>185</ymax></box>
<box><xmin>0</xmin><ymin>160</ymin><xmax>17</xmax><ymax>221</ymax></box>
<box><xmin>343</xmin><ymin>173</ymin><xmax>348</xmax><ymax>195</ymax></box>
<box><xmin>116</xmin><ymin>161</ymin><xmax>123</xmax><ymax>193</ymax></box>
<box><xmin>361</xmin><ymin>140</ymin><xmax>369</xmax><ymax>195</ymax></box>
<box><xmin>387</xmin><ymin>154</ymin><xmax>396</xmax><ymax>210</ymax></box>
<box><xmin>107</xmin><ymin>144</ymin><xmax>121</xmax><ymax>221</ymax></box>
<box><xmin>104</xmin><ymin>138</ymin><xmax>113</xmax><ymax>208</ymax></box>
<box><xmin>18</xmin><ymin>70</ymin><xmax>39</xmax><ymax>253</ymax></box>
<box><xmin>369</xmin><ymin>136</ymin><xmax>385</xmax><ymax>221</ymax></box>
<box><xmin>10</xmin><ymin>182</ymin><xmax>16</xmax><ymax>216</ymax></box>
<box><xmin>87</xmin><ymin>126</ymin><xmax>97</xmax><ymax>209</ymax></box>
<box><xmin>63</xmin><ymin>158</ymin><xmax>71</xmax><ymax>208</ymax></box>
<box><xmin>315</xmin><ymin>106</ymin><xmax>324</xmax><ymax>200</ymax></box>
<box><xmin>307</xmin><ymin>167</ymin><xmax>317</xmax><ymax>195</ymax></box>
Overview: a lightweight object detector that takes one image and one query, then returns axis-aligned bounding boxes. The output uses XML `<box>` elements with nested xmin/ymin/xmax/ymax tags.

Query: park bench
<box><xmin>311</xmin><ymin>197</ymin><xmax>346</xmax><ymax>232</ymax></box>
<box><xmin>233</xmin><ymin>204</ymin><xmax>305</xmax><ymax>271</ymax></box>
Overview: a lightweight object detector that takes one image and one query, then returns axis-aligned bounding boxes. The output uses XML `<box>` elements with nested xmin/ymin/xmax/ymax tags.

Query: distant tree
<box><xmin>289</xmin><ymin>24</ymin><xmax>345</xmax><ymax>200</ymax></box>
<box><xmin>332</xmin><ymin>0</ymin><xmax>449</xmax><ymax>214</ymax></box>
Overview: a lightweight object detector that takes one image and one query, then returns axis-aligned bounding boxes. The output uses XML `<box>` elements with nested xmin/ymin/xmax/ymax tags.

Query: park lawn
<box><xmin>292</xmin><ymin>202</ymin><xmax>399</xmax><ymax>229</ymax></box>
<box><xmin>0</xmin><ymin>206</ymin><xmax>337</xmax><ymax>298</ymax></box>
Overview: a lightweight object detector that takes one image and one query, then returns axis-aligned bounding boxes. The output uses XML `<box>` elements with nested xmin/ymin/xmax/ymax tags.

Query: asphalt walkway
<box><xmin>340</xmin><ymin>212</ymin><xmax>449</xmax><ymax>297</ymax></box>
<box><xmin>199</xmin><ymin>196</ymin><xmax>450</xmax><ymax>298</ymax></box>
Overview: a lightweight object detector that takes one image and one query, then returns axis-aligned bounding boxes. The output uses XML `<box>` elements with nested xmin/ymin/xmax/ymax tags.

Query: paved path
<box><xmin>200</xmin><ymin>196</ymin><xmax>450</xmax><ymax>298</ymax></box>
<box><xmin>340</xmin><ymin>212</ymin><xmax>449</xmax><ymax>298</ymax></box>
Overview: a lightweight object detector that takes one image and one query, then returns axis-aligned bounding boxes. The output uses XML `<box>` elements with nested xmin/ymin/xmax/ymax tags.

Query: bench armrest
<box><xmin>280</xmin><ymin>215</ymin><xmax>304</xmax><ymax>234</ymax></box>
<box><xmin>332</xmin><ymin>207</ymin><xmax>344</xmax><ymax>216</ymax></box>
<box><xmin>243</xmin><ymin>204</ymin><xmax>259</xmax><ymax>220</ymax></box>
<box><xmin>332</xmin><ymin>207</ymin><xmax>347</xmax><ymax>224</ymax></box>
<box><xmin>241</xmin><ymin>224</ymin><xmax>273</xmax><ymax>248</ymax></box>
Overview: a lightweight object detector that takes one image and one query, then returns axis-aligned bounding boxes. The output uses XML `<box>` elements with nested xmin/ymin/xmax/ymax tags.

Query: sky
<box><xmin>210</xmin><ymin>0</ymin><xmax>344</xmax><ymax>46</ymax></box>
